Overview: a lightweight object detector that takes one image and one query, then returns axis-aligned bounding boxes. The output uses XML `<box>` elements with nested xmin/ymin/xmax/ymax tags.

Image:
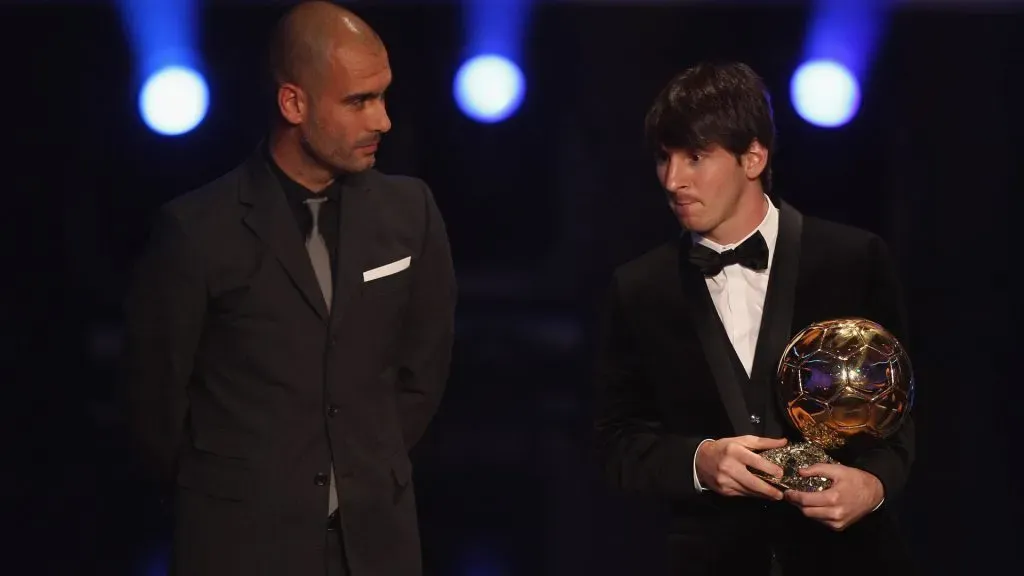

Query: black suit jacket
<box><xmin>122</xmin><ymin>149</ymin><xmax>456</xmax><ymax>576</ymax></box>
<box><xmin>595</xmin><ymin>201</ymin><xmax>916</xmax><ymax>575</ymax></box>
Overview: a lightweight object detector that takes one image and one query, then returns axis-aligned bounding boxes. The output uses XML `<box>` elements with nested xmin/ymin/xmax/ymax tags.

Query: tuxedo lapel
<box><xmin>677</xmin><ymin>247</ymin><xmax>756</xmax><ymax>436</ymax></box>
<box><xmin>748</xmin><ymin>200</ymin><xmax>803</xmax><ymax>438</ymax></box>
<box><xmin>330</xmin><ymin>172</ymin><xmax>375</xmax><ymax>329</ymax></box>
<box><xmin>240</xmin><ymin>152</ymin><xmax>330</xmax><ymax>320</ymax></box>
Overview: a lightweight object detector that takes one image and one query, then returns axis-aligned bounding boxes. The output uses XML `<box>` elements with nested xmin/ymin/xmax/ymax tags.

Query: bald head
<box><xmin>267</xmin><ymin>1</ymin><xmax>392</xmax><ymax>181</ymax></box>
<box><xmin>269</xmin><ymin>1</ymin><xmax>383</xmax><ymax>91</ymax></box>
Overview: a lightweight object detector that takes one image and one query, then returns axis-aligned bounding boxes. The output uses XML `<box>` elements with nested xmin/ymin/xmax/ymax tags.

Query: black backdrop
<box><xmin>6</xmin><ymin>1</ymin><xmax>1023</xmax><ymax>574</ymax></box>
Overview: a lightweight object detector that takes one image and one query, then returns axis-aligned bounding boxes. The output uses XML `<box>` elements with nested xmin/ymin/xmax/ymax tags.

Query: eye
<box><xmin>688</xmin><ymin>152</ymin><xmax>703</xmax><ymax>163</ymax></box>
<box><xmin>344</xmin><ymin>93</ymin><xmax>375</xmax><ymax>109</ymax></box>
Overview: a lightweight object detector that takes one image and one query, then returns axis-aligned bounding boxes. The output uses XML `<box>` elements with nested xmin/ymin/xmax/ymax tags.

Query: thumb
<box><xmin>799</xmin><ymin>463</ymin><xmax>843</xmax><ymax>479</ymax></box>
<box><xmin>741</xmin><ymin>436</ymin><xmax>788</xmax><ymax>450</ymax></box>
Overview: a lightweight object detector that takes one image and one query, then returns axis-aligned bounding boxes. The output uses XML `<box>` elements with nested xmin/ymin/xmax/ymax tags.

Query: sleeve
<box><xmin>849</xmin><ymin>235</ymin><xmax>916</xmax><ymax>504</ymax></box>
<box><xmin>394</xmin><ymin>181</ymin><xmax>457</xmax><ymax>450</ymax></box>
<box><xmin>594</xmin><ymin>274</ymin><xmax>709</xmax><ymax>500</ymax></box>
<box><xmin>121</xmin><ymin>207</ymin><xmax>207</xmax><ymax>490</ymax></box>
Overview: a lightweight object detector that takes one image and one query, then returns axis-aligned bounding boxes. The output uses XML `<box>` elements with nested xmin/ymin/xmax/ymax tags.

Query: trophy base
<box><xmin>750</xmin><ymin>442</ymin><xmax>835</xmax><ymax>492</ymax></box>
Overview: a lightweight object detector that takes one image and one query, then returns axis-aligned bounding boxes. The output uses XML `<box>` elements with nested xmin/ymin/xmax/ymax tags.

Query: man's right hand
<box><xmin>695</xmin><ymin>436</ymin><xmax>787</xmax><ymax>500</ymax></box>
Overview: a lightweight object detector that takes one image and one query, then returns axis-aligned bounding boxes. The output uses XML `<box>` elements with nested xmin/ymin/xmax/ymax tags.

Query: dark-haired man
<box><xmin>594</xmin><ymin>62</ymin><xmax>915</xmax><ymax>575</ymax></box>
<box><xmin>122</xmin><ymin>2</ymin><xmax>455</xmax><ymax>575</ymax></box>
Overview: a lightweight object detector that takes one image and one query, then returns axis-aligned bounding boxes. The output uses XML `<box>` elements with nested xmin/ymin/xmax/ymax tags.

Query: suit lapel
<box><xmin>330</xmin><ymin>172</ymin><xmax>375</xmax><ymax>328</ymax></box>
<box><xmin>239</xmin><ymin>152</ymin><xmax>330</xmax><ymax>320</ymax></box>
<box><xmin>677</xmin><ymin>247</ymin><xmax>756</xmax><ymax>436</ymax></box>
<box><xmin>748</xmin><ymin>200</ymin><xmax>803</xmax><ymax>438</ymax></box>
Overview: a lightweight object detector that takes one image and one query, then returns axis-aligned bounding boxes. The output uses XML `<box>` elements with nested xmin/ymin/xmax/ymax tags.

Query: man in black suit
<box><xmin>594</xmin><ymin>62</ymin><xmax>915</xmax><ymax>575</ymax></box>
<box><xmin>122</xmin><ymin>3</ymin><xmax>455</xmax><ymax>575</ymax></box>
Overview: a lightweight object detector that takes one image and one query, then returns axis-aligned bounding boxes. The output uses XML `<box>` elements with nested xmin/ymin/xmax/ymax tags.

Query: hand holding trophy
<box><xmin>752</xmin><ymin>318</ymin><xmax>915</xmax><ymax>492</ymax></box>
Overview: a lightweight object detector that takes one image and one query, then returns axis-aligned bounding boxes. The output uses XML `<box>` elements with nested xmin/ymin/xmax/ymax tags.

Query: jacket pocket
<box><xmin>176</xmin><ymin>448</ymin><xmax>252</xmax><ymax>502</ymax></box>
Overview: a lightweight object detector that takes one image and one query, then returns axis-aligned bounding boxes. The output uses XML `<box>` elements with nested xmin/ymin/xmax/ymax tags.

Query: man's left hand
<box><xmin>783</xmin><ymin>463</ymin><xmax>884</xmax><ymax>532</ymax></box>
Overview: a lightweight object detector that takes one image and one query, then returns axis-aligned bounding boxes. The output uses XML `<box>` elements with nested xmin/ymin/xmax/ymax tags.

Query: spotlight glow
<box><xmin>454</xmin><ymin>54</ymin><xmax>525</xmax><ymax>123</ymax></box>
<box><xmin>139</xmin><ymin>65</ymin><xmax>209</xmax><ymax>136</ymax></box>
<box><xmin>790</xmin><ymin>60</ymin><xmax>861</xmax><ymax>128</ymax></box>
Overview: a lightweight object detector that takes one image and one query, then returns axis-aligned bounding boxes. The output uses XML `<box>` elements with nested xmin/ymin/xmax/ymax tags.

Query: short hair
<box><xmin>644</xmin><ymin>62</ymin><xmax>776</xmax><ymax>191</ymax></box>
<box><xmin>268</xmin><ymin>5</ymin><xmax>330</xmax><ymax>90</ymax></box>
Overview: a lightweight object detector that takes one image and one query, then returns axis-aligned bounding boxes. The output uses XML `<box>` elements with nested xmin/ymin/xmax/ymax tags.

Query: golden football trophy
<box><xmin>752</xmin><ymin>318</ymin><xmax>914</xmax><ymax>492</ymax></box>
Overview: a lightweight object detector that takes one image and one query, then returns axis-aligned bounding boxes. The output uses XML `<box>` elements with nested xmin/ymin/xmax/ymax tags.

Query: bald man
<box><xmin>122</xmin><ymin>3</ymin><xmax>456</xmax><ymax>575</ymax></box>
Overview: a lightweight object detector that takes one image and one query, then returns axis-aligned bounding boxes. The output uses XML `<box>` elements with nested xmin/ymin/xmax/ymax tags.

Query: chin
<box><xmin>677</xmin><ymin>216</ymin><xmax>707</xmax><ymax>233</ymax></box>
<box><xmin>333</xmin><ymin>158</ymin><xmax>373</xmax><ymax>175</ymax></box>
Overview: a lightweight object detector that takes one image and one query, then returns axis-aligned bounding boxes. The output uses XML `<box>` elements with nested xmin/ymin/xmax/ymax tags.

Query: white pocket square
<box><xmin>363</xmin><ymin>256</ymin><xmax>411</xmax><ymax>282</ymax></box>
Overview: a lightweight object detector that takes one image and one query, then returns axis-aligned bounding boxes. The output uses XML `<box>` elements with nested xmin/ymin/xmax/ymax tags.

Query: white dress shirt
<box><xmin>692</xmin><ymin>196</ymin><xmax>778</xmax><ymax>492</ymax></box>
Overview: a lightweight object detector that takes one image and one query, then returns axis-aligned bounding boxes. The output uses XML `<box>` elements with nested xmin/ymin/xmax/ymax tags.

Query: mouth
<box><xmin>356</xmin><ymin>138</ymin><xmax>381</xmax><ymax>152</ymax></box>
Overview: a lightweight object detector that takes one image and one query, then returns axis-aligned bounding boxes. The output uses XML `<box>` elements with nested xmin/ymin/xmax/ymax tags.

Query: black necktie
<box><xmin>688</xmin><ymin>231</ymin><xmax>769</xmax><ymax>277</ymax></box>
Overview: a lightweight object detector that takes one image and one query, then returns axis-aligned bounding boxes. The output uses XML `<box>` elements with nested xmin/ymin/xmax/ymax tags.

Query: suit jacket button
<box><xmin>749</xmin><ymin>414</ymin><xmax>761</xmax><ymax>424</ymax></box>
<box><xmin>314</xmin><ymin>473</ymin><xmax>329</xmax><ymax>486</ymax></box>
<box><xmin>327</xmin><ymin>405</ymin><xmax>339</xmax><ymax>417</ymax></box>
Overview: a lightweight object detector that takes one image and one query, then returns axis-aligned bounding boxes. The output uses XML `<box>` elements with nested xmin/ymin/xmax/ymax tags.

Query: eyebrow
<box><xmin>344</xmin><ymin>90</ymin><xmax>385</xmax><ymax>103</ymax></box>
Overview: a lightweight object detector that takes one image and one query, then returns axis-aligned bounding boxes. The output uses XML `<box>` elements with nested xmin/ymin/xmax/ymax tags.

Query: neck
<box><xmin>704</xmin><ymin>188</ymin><xmax>768</xmax><ymax>246</ymax></box>
<box><xmin>268</xmin><ymin>129</ymin><xmax>335</xmax><ymax>192</ymax></box>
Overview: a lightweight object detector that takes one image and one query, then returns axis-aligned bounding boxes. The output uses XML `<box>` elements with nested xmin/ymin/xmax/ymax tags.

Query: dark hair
<box><xmin>645</xmin><ymin>61</ymin><xmax>776</xmax><ymax>191</ymax></box>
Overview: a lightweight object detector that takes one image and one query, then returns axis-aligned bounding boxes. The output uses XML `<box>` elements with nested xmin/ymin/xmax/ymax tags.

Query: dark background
<box><xmin>6</xmin><ymin>0</ymin><xmax>1023</xmax><ymax>574</ymax></box>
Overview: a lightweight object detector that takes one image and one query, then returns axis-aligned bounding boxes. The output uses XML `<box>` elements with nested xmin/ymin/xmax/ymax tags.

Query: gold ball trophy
<box><xmin>753</xmin><ymin>318</ymin><xmax>915</xmax><ymax>492</ymax></box>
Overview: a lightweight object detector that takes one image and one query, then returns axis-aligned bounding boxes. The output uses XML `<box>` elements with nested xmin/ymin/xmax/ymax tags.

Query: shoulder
<box><xmin>364</xmin><ymin>170</ymin><xmax>432</xmax><ymax>203</ymax></box>
<box><xmin>362</xmin><ymin>170</ymin><xmax>445</xmax><ymax>231</ymax></box>
<box><xmin>159</xmin><ymin>163</ymin><xmax>246</xmax><ymax>230</ymax></box>
<box><xmin>802</xmin><ymin>213</ymin><xmax>887</xmax><ymax>256</ymax></box>
<box><xmin>611</xmin><ymin>241</ymin><xmax>679</xmax><ymax>296</ymax></box>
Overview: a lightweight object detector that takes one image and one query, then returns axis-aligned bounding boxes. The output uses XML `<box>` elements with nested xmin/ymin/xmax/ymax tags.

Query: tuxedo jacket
<box><xmin>594</xmin><ymin>200</ymin><xmax>916</xmax><ymax>575</ymax></box>
<box><xmin>122</xmin><ymin>149</ymin><xmax>456</xmax><ymax>576</ymax></box>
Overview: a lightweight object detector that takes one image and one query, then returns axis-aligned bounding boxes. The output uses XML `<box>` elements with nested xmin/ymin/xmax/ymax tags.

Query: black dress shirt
<box><xmin>265</xmin><ymin>151</ymin><xmax>342</xmax><ymax>276</ymax></box>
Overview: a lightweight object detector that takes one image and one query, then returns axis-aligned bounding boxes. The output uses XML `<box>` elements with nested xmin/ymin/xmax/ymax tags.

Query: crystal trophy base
<box><xmin>750</xmin><ymin>441</ymin><xmax>835</xmax><ymax>492</ymax></box>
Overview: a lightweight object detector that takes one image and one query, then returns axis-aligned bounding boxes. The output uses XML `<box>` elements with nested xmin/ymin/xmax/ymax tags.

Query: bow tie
<box><xmin>688</xmin><ymin>231</ymin><xmax>769</xmax><ymax>276</ymax></box>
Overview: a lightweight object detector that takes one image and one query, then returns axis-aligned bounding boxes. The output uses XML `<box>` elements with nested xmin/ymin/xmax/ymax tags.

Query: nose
<box><xmin>661</xmin><ymin>152</ymin><xmax>690</xmax><ymax>192</ymax></box>
<box><xmin>373</xmin><ymin>99</ymin><xmax>392</xmax><ymax>134</ymax></box>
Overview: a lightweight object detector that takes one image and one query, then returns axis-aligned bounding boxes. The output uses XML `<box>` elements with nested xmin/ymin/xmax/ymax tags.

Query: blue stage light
<box><xmin>790</xmin><ymin>59</ymin><xmax>861</xmax><ymax>128</ymax></box>
<box><xmin>138</xmin><ymin>65</ymin><xmax>208</xmax><ymax>136</ymax></box>
<box><xmin>454</xmin><ymin>54</ymin><xmax>525</xmax><ymax>124</ymax></box>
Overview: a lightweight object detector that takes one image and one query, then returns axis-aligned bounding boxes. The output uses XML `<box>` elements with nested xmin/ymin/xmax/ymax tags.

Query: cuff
<box><xmin>692</xmin><ymin>438</ymin><xmax>714</xmax><ymax>492</ymax></box>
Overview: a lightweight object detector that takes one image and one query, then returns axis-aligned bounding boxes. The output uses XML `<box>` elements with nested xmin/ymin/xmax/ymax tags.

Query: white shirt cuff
<box><xmin>693</xmin><ymin>439</ymin><xmax>715</xmax><ymax>492</ymax></box>
<box><xmin>872</xmin><ymin>498</ymin><xmax>884</xmax><ymax>512</ymax></box>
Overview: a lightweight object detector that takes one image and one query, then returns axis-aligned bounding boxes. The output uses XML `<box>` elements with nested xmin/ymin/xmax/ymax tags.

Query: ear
<box><xmin>742</xmin><ymin>139</ymin><xmax>769</xmax><ymax>182</ymax></box>
<box><xmin>277</xmin><ymin>83</ymin><xmax>307</xmax><ymax>126</ymax></box>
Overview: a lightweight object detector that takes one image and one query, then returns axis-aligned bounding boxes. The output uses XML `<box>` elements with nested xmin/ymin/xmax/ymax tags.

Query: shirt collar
<box><xmin>264</xmin><ymin>146</ymin><xmax>342</xmax><ymax>204</ymax></box>
<box><xmin>691</xmin><ymin>194</ymin><xmax>779</xmax><ymax>266</ymax></box>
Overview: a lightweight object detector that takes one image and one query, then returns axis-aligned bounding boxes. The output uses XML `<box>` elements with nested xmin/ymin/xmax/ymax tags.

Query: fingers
<box><xmin>734</xmin><ymin>470</ymin><xmax>784</xmax><ymax>500</ymax></box>
<box><xmin>783</xmin><ymin>487</ymin><xmax>835</xmax><ymax>507</ymax></box>
<box><xmin>799</xmin><ymin>463</ymin><xmax>845</xmax><ymax>479</ymax></box>
<box><xmin>795</xmin><ymin>503</ymin><xmax>848</xmax><ymax>530</ymax></box>
<box><xmin>737</xmin><ymin>435</ymin><xmax>788</xmax><ymax>451</ymax></box>
<box><xmin>706</xmin><ymin>458</ymin><xmax>782</xmax><ymax>500</ymax></box>
<box><xmin>784</xmin><ymin>463</ymin><xmax>862</xmax><ymax>532</ymax></box>
<box><xmin>703</xmin><ymin>436</ymin><xmax>789</xmax><ymax>500</ymax></box>
<box><xmin>794</xmin><ymin>503</ymin><xmax>840</xmax><ymax>519</ymax></box>
<box><xmin>734</xmin><ymin>446</ymin><xmax>784</xmax><ymax>479</ymax></box>
<box><xmin>714</xmin><ymin>473</ymin><xmax>782</xmax><ymax>500</ymax></box>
